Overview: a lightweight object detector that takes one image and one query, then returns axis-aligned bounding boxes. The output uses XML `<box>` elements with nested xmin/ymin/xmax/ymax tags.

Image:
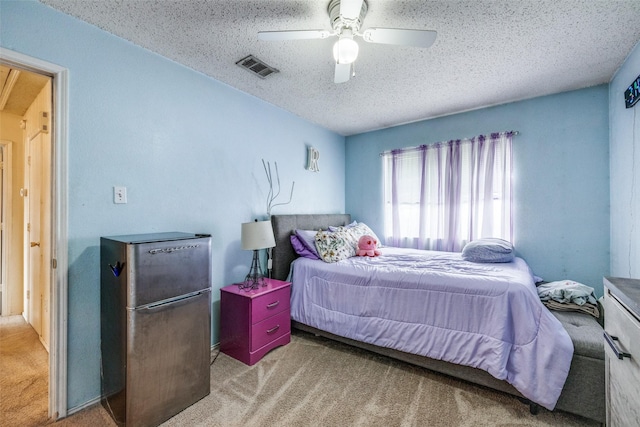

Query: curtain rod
<box><xmin>379</xmin><ymin>130</ymin><xmax>519</xmax><ymax>157</ymax></box>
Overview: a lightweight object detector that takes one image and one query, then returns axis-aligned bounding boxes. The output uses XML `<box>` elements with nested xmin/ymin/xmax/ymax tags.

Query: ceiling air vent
<box><xmin>236</xmin><ymin>55</ymin><xmax>279</xmax><ymax>79</ymax></box>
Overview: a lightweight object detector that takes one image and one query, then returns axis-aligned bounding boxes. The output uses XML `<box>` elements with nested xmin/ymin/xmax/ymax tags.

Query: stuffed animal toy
<box><xmin>356</xmin><ymin>235</ymin><xmax>381</xmax><ymax>257</ymax></box>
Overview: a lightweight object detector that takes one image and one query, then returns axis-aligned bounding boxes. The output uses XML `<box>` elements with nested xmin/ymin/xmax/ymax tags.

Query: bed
<box><xmin>271</xmin><ymin>214</ymin><xmax>605</xmax><ymax>423</ymax></box>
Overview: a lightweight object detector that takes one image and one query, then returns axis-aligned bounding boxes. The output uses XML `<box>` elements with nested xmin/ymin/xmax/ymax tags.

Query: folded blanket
<box><xmin>543</xmin><ymin>300</ymin><xmax>600</xmax><ymax>318</ymax></box>
<box><xmin>537</xmin><ymin>280</ymin><xmax>598</xmax><ymax>306</ymax></box>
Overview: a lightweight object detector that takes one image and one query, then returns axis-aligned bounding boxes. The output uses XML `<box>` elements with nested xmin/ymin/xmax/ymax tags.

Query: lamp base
<box><xmin>239</xmin><ymin>249</ymin><xmax>266</xmax><ymax>290</ymax></box>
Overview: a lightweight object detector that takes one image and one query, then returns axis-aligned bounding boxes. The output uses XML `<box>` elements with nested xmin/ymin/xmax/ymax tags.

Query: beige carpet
<box><xmin>55</xmin><ymin>330</ymin><xmax>597</xmax><ymax>427</ymax></box>
<box><xmin>0</xmin><ymin>315</ymin><xmax>49</xmax><ymax>427</ymax></box>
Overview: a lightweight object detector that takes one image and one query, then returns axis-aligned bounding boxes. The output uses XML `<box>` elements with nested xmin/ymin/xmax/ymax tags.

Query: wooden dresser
<box><xmin>220</xmin><ymin>278</ymin><xmax>291</xmax><ymax>365</ymax></box>
<box><xmin>604</xmin><ymin>277</ymin><xmax>640</xmax><ymax>426</ymax></box>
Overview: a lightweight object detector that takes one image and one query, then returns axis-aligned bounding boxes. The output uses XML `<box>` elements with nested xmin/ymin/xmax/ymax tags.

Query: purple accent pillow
<box><xmin>292</xmin><ymin>231</ymin><xmax>320</xmax><ymax>259</ymax></box>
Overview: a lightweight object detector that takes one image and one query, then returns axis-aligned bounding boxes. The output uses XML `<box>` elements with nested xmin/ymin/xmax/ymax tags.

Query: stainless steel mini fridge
<box><xmin>100</xmin><ymin>232</ymin><xmax>212</xmax><ymax>427</ymax></box>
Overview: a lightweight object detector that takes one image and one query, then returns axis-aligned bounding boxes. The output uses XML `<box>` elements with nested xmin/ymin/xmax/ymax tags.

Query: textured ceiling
<box><xmin>40</xmin><ymin>0</ymin><xmax>640</xmax><ymax>136</ymax></box>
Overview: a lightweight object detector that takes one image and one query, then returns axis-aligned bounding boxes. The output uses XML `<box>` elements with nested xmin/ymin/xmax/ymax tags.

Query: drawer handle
<box><xmin>604</xmin><ymin>332</ymin><xmax>632</xmax><ymax>360</ymax></box>
<box><xmin>266</xmin><ymin>325</ymin><xmax>280</xmax><ymax>335</ymax></box>
<box><xmin>266</xmin><ymin>301</ymin><xmax>280</xmax><ymax>309</ymax></box>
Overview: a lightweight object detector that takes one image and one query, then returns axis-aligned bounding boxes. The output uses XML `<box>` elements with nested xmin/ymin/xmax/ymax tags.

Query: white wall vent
<box><xmin>236</xmin><ymin>55</ymin><xmax>279</xmax><ymax>79</ymax></box>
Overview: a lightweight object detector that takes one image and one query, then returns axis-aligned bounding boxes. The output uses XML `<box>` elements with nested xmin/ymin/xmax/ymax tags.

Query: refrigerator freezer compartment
<box><xmin>102</xmin><ymin>234</ymin><xmax>212</xmax><ymax>307</ymax></box>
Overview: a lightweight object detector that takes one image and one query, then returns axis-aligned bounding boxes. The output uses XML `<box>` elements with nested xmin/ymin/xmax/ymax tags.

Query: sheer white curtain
<box><xmin>382</xmin><ymin>132</ymin><xmax>514</xmax><ymax>252</ymax></box>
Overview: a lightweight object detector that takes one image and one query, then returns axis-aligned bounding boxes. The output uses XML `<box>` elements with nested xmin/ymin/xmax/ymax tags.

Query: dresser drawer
<box><xmin>604</xmin><ymin>288</ymin><xmax>640</xmax><ymax>426</ymax></box>
<box><xmin>251</xmin><ymin>286</ymin><xmax>290</xmax><ymax>324</ymax></box>
<box><xmin>251</xmin><ymin>310</ymin><xmax>290</xmax><ymax>351</ymax></box>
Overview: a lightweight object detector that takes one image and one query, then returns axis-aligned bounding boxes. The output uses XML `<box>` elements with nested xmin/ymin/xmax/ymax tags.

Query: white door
<box><xmin>24</xmin><ymin>131</ymin><xmax>51</xmax><ymax>348</ymax></box>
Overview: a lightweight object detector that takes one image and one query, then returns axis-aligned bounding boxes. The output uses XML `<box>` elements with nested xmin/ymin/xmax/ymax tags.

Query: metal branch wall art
<box><xmin>263</xmin><ymin>159</ymin><xmax>294</xmax><ymax>216</ymax></box>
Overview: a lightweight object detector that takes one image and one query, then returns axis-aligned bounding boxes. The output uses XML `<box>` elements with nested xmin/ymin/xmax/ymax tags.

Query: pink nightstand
<box><xmin>219</xmin><ymin>278</ymin><xmax>291</xmax><ymax>365</ymax></box>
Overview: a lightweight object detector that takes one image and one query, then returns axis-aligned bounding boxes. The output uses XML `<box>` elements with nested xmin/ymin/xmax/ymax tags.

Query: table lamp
<box><xmin>241</xmin><ymin>219</ymin><xmax>276</xmax><ymax>289</ymax></box>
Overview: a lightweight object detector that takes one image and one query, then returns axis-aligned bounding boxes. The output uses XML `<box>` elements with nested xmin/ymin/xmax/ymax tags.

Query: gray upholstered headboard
<box><xmin>270</xmin><ymin>214</ymin><xmax>352</xmax><ymax>281</ymax></box>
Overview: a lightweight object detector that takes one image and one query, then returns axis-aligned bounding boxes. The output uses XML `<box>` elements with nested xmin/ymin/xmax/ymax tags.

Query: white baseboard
<box><xmin>66</xmin><ymin>395</ymin><xmax>102</xmax><ymax>417</ymax></box>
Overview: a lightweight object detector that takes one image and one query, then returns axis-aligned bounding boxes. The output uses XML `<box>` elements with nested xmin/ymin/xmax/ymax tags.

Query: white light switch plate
<box><xmin>114</xmin><ymin>186</ymin><xmax>127</xmax><ymax>204</ymax></box>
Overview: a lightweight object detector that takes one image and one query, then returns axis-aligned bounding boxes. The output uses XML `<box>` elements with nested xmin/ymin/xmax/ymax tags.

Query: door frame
<box><xmin>0</xmin><ymin>47</ymin><xmax>69</xmax><ymax>420</ymax></box>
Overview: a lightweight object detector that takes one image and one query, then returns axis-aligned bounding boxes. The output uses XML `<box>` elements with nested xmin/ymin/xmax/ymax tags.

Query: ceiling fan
<box><xmin>257</xmin><ymin>0</ymin><xmax>437</xmax><ymax>84</ymax></box>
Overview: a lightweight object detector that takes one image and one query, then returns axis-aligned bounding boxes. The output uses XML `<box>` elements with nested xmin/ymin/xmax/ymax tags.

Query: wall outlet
<box><xmin>114</xmin><ymin>186</ymin><xmax>127</xmax><ymax>204</ymax></box>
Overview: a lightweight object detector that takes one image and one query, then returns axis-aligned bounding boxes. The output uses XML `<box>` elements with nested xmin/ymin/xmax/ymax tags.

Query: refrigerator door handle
<box><xmin>140</xmin><ymin>289</ymin><xmax>210</xmax><ymax>310</ymax></box>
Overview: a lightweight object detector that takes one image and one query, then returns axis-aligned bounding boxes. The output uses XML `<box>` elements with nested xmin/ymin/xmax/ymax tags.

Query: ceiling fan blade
<box><xmin>340</xmin><ymin>0</ymin><xmax>364</xmax><ymax>20</ymax></box>
<box><xmin>334</xmin><ymin>62</ymin><xmax>351</xmax><ymax>84</ymax></box>
<box><xmin>258</xmin><ymin>30</ymin><xmax>332</xmax><ymax>41</ymax></box>
<box><xmin>362</xmin><ymin>28</ymin><xmax>437</xmax><ymax>48</ymax></box>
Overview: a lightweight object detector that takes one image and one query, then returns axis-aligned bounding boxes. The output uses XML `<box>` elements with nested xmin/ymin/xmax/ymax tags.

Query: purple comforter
<box><xmin>289</xmin><ymin>247</ymin><xmax>573</xmax><ymax>410</ymax></box>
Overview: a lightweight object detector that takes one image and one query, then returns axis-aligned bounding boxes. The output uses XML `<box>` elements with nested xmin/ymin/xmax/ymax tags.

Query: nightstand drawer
<box><xmin>251</xmin><ymin>286</ymin><xmax>290</xmax><ymax>324</ymax></box>
<box><xmin>251</xmin><ymin>310</ymin><xmax>290</xmax><ymax>351</ymax></box>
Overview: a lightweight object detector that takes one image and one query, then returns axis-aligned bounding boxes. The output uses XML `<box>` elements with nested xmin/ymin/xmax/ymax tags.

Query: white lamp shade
<box><xmin>241</xmin><ymin>220</ymin><xmax>276</xmax><ymax>250</ymax></box>
<box><xmin>332</xmin><ymin>30</ymin><xmax>359</xmax><ymax>64</ymax></box>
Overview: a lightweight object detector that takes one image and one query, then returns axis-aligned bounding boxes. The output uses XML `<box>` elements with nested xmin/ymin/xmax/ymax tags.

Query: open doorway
<box><xmin>1</xmin><ymin>65</ymin><xmax>52</xmax><ymax>331</ymax></box>
<box><xmin>0</xmin><ymin>48</ymin><xmax>69</xmax><ymax>421</ymax></box>
<box><xmin>0</xmin><ymin>63</ymin><xmax>52</xmax><ymax>422</ymax></box>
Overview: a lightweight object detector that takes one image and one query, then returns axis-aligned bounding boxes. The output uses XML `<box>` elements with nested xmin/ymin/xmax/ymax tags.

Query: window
<box><xmin>382</xmin><ymin>132</ymin><xmax>514</xmax><ymax>252</ymax></box>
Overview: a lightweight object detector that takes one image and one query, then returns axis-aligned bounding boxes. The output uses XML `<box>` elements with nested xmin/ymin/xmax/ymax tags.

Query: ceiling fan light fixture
<box><xmin>332</xmin><ymin>29</ymin><xmax>359</xmax><ymax>64</ymax></box>
<box><xmin>258</xmin><ymin>0</ymin><xmax>436</xmax><ymax>84</ymax></box>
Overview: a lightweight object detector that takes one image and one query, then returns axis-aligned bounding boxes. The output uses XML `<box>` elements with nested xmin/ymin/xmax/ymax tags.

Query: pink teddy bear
<box><xmin>356</xmin><ymin>235</ymin><xmax>381</xmax><ymax>257</ymax></box>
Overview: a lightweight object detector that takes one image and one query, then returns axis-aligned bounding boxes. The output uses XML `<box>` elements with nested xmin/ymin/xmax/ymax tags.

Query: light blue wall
<box><xmin>346</xmin><ymin>86</ymin><xmax>610</xmax><ymax>295</ymax></box>
<box><xmin>610</xmin><ymin>40</ymin><xmax>640</xmax><ymax>279</ymax></box>
<box><xmin>1</xmin><ymin>1</ymin><xmax>345</xmax><ymax>410</ymax></box>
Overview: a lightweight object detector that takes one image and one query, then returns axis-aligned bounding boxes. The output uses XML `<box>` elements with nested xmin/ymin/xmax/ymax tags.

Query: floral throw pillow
<box><xmin>315</xmin><ymin>228</ymin><xmax>357</xmax><ymax>263</ymax></box>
